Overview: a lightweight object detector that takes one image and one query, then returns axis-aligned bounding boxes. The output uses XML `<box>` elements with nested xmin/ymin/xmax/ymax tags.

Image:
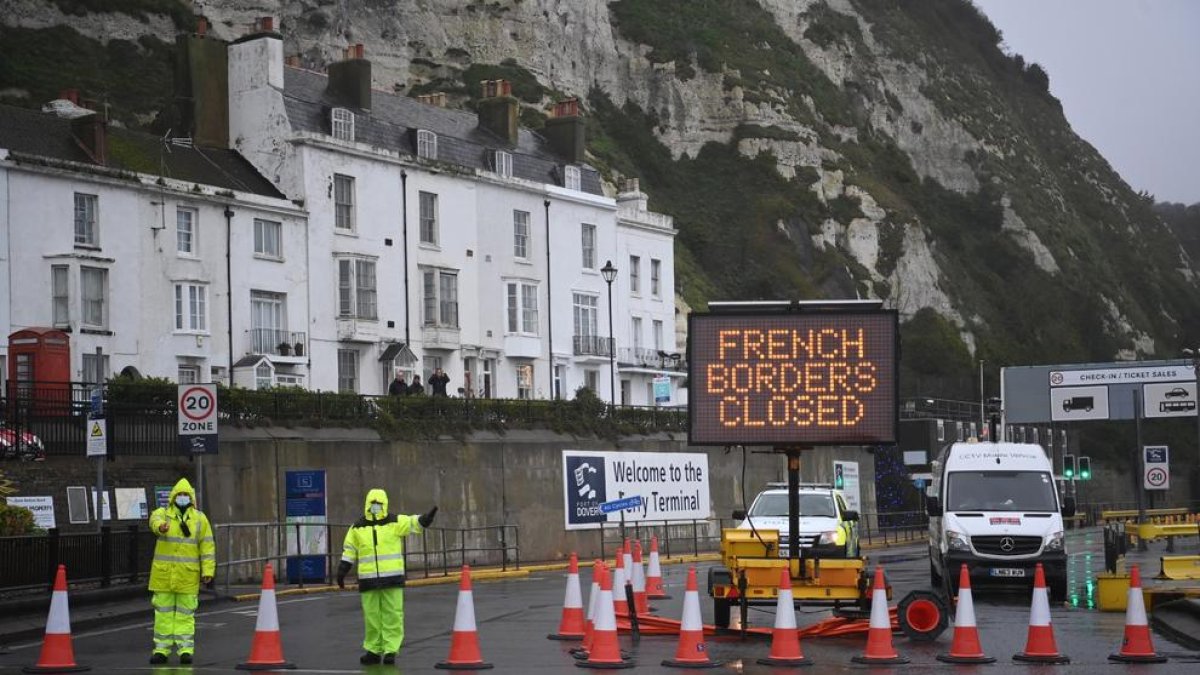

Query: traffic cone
<box><xmin>851</xmin><ymin>566</ymin><xmax>909</xmax><ymax>665</ymax></box>
<box><xmin>1108</xmin><ymin>565</ymin><xmax>1167</xmax><ymax>663</ymax></box>
<box><xmin>577</xmin><ymin>564</ymin><xmax>634</xmax><ymax>669</ymax></box>
<box><xmin>757</xmin><ymin>566</ymin><xmax>810</xmax><ymax>667</ymax></box>
<box><xmin>937</xmin><ymin>564</ymin><xmax>995</xmax><ymax>664</ymax></box>
<box><xmin>571</xmin><ymin>561</ymin><xmax>601</xmax><ymax>659</ymax></box>
<box><xmin>436</xmin><ymin>566</ymin><xmax>494</xmax><ymax>670</ymax></box>
<box><xmin>236</xmin><ymin>563</ymin><xmax>295</xmax><ymax>671</ymax></box>
<box><xmin>662</xmin><ymin>567</ymin><xmax>722</xmax><ymax>669</ymax></box>
<box><xmin>612</xmin><ymin>545</ymin><xmax>630</xmax><ymax>616</ymax></box>
<box><xmin>549</xmin><ymin>553</ymin><xmax>586</xmax><ymax>640</ymax></box>
<box><xmin>645</xmin><ymin>536</ymin><xmax>669</xmax><ymax>599</ymax></box>
<box><xmin>1012</xmin><ymin>563</ymin><xmax>1070</xmax><ymax>664</ymax></box>
<box><xmin>631</xmin><ymin>541</ymin><xmax>649</xmax><ymax>615</ymax></box>
<box><xmin>24</xmin><ymin>565</ymin><xmax>89</xmax><ymax>673</ymax></box>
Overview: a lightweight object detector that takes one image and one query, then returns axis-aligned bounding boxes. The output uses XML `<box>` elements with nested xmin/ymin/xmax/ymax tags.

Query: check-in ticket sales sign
<box><xmin>688</xmin><ymin>311</ymin><xmax>898</xmax><ymax>445</ymax></box>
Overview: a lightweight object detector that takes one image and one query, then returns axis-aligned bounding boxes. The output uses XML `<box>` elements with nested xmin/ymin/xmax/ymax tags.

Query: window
<box><xmin>585</xmin><ymin>370</ymin><xmax>598</xmax><ymax>393</ymax></box>
<box><xmin>52</xmin><ymin>265</ymin><xmax>69</xmax><ymax>326</ymax></box>
<box><xmin>174</xmin><ymin>283</ymin><xmax>208</xmax><ymax>333</ymax></box>
<box><xmin>81</xmin><ymin>353</ymin><xmax>109</xmax><ymax>385</ymax></box>
<box><xmin>516</xmin><ymin>364</ymin><xmax>533</xmax><ymax>400</ymax></box>
<box><xmin>251</xmin><ymin>291</ymin><xmax>286</xmax><ymax>353</ymax></box>
<box><xmin>581</xmin><ymin>224</ymin><xmax>596</xmax><ymax>270</ymax></box>
<box><xmin>178</xmin><ymin>365</ymin><xmax>200</xmax><ymax>384</ymax></box>
<box><xmin>176</xmin><ymin>207</ymin><xmax>197</xmax><ymax>255</ymax></box>
<box><xmin>337</xmin><ymin>258</ymin><xmax>377</xmax><ymax>319</ymax></box>
<box><xmin>337</xmin><ymin>349</ymin><xmax>358</xmax><ymax>393</ymax></box>
<box><xmin>492</xmin><ymin>150</ymin><xmax>512</xmax><ymax>178</ymax></box>
<box><xmin>506</xmin><ymin>282</ymin><xmax>538</xmax><ymax>334</ymax></box>
<box><xmin>81</xmin><ymin>266</ymin><xmax>107</xmax><ymax>328</ymax></box>
<box><xmin>631</xmin><ymin>316</ymin><xmax>643</xmax><ymax>351</ymax></box>
<box><xmin>513</xmin><ymin>210</ymin><xmax>530</xmax><ymax>259</ymax></box>
<box><xmin>629</xmin><ymin>255</ymin><xmax>641</xmax><ymax>294</ymax></box>
<box><xmin>334</xmin><ymin>174</ymin><xmax>355</xmax><ymax>231</ymax></box>
<box><xmin>422</xmin><ymin>268</ymin><xmax>459</xmax><ymax>328</ymax></box>
<box><xmin>74</xmin><ymin>193</ymin><xmax>98</xmax><ymax>246</ymax></box>
<box><xmin>255</xmin><ymin>362</ymin><xmax>272</xmax><ymax>389</ymax></box>
<box><xmin>331</xmin><ymin>107</ymin><xmax>355</xmax><ymax>142</ymax></box>
<box><xmin>419</xmin><ymin>191</ymin><xmax>438</xmax><ymax>245</ymax></box>
<box><xmin>651</xmin><ymin>259</ymin><xmax>661</xmax><ymax>298</ymax></box>
<box><xmin>417</xmin><ymin>129</ymin><xmax>438</xmax><ymax>159</ymax></box>
<box><xmin>653</xmin><ymin>320</ymin><xmax>664</xmax><ymax>351</ymax></box>
<box><xmin>573</xmin><ymin>293</ymin><xmax>598</xmax><ymax>337</ymax></box>
<box><xmin>254</xmin><ymin>219</ymin><xmax>282</xmax><ymax>258</ymax></box>
<box><xmin>564</xmin><ymin>165</ymin><xmax>581</xmax><ymax>191</ymax></box>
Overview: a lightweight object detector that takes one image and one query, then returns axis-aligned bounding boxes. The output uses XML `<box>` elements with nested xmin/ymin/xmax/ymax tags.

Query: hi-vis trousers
<box><xmin>361</xmin><ymin>587</ymin><xmax>405</xmax><ymax>655</ymax></box>
<box><xmin>152</xmin><ymin>592</ymin><xmax>198</xmax><ymax>655</ymax></box>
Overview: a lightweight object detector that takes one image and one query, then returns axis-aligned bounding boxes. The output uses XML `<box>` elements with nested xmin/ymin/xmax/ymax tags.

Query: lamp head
<box><xmin>600</xmin><ymin>260</ymin><xmax>617</xmax><ymax>283</ymax></box>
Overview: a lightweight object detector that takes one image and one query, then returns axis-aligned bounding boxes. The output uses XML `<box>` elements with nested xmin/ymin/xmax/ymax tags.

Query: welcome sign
<box><xmin>562</xmin><ymin>450</ymin><xmax>712</xmax><ymax>530</ymax></box>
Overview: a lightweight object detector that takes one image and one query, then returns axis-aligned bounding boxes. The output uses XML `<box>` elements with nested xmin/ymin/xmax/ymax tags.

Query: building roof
<box><xmin>0</xmin><ymin>104</ymin><xmax>283</xmax><ymax>199</ymax></box>
<box><xmin>281</xmin><ymin>68</ymin><xmax>604</xmax><ymax>196</ymax></box>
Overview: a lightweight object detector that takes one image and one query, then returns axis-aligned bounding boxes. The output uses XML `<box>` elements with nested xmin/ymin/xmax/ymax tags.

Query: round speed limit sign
<box><xmin>178</xmin><ymin>384</ymin><xmax>218</xmax><ymax>432</ymax></box>
<box><xmin>1145</xmin><ymin>467</ymin><xmax>1168</xmax><ymax>489</ymax></box>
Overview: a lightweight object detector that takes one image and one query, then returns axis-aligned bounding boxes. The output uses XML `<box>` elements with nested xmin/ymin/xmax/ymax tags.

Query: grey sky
<box><xmin>972</xmin><ymin>0</ymin><xmax>1200</xmax><ymax>204</ymax></box>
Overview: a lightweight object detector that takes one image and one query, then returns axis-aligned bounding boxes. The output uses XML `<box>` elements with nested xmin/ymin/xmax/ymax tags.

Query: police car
<box><xmin>734</xmin><ymin>483</ymin><xmax>860</xmax><ymax>558</ymax></box>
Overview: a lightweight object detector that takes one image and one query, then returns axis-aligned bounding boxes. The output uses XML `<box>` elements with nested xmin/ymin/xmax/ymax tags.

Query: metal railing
<box><xmin>249</xmin><ymin>329</ymin><xmax>307</xmax><ymax>357</ymax></box>
<box><xmin>212</xmin><ymin>521</ymin><xmax>520</xmax><ymax>594</ymax></box>
<box><xmin>0</xmin><ymin>526</ymin><xmax>155</xmax><ymax>592</ymax></box>
<box><xmin>858</xmin><ymin>510</ymin><xmax>929</xmax><ymax>546</ymax></box>
<box><xmin>573</xmin><ymin>335</ymin><xmax>613</xmax><ymax>357</ymax></box>
<box><xmin>598</xmin><ymin>519</ymin><xmax>731</xmax><ymax>559</ymax></box>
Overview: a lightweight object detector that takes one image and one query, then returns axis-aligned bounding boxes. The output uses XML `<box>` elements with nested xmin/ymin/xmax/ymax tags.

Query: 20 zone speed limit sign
<box><xmin>178</xmin><ymin>384</ymin><xmax>218</xmax><ymax>454</ymax></box>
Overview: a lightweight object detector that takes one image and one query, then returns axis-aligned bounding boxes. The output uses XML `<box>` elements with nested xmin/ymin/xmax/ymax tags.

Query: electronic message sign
<box><xmin>688</xmin><ymin>310</ymin><xmax>898</xmax><ymax>445</ymax></box>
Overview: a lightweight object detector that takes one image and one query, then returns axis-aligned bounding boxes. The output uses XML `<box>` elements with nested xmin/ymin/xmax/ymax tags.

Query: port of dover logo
<box><xmin>566</xmin><ymin>454</ymin><xmax>607</xmax><ymax>526</ymax></box>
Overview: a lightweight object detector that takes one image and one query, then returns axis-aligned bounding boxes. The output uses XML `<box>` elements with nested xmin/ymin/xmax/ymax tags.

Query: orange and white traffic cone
<box><xmin>571</xmin><ymin>561</ymin><xmax>602</xmax><ymax>659</ymax></box>
<box><xmin>645</xmin><ymin>536</ymin><xmax>669</xmax><ymax>599</ymax></box>
<box><xmin>436</xmin><ymin>566</ymin><xmax>494</xmax><ymax>670</ymax></box>
<box><xmin>1109</xmin><ymin>564</ymin><xmax>1167</xmax><ymax>663</ymax></box>
<box><xmin>851</xmin><ymin>566</ymin><xmax>909</xmax><ymax>665</ymax></box>
<box><xmin>612</xmin><ymin>545</ymin><xmax>630</xmax><ymax>616</ymax></box>
<box><xmin>236</xmin><ymin>563</ymin><xmax>295</xmax><ymax>671</ymax></box>
<box><xmin>577</xmin><ymin>564</ymin><xmax>634</xmax><ymax>669</ymax></box>
<box><xmin>549</xmin><ymin>553</ymin><xmax>586</xmax><ymax>641</ymax></box>
<box><xmin>24</xmin><ymin>565</ymin><xmax>89</xmax><ymax>673</ymax></box>
<box><xmin>937</xmin><ymin>564</ymin><xmax>995</xmax><ymax>664</ymax></box>
<box><xmin>757</xmin><ymin>566</ymin><xmax>810</xmax><ymax>667</ymax></box>
<box><xmin>662</xmin><ymin>567</ymin><xmax>722</xmax><ymax>669</ymax></box>
<box><xmin>1012</xmin><ymin>563</ymin><xmax>1069</xmax><ymax>664</ymax></box>
<box><xmin>631</xmin><ymin>541</ymin><xmax>649</xmax><ymax>616</ymax></box>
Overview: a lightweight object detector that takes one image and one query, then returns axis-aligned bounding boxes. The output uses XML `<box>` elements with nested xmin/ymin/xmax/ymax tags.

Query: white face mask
<box><xmin>369</xmin><ymin>503</ymin><xmax>383</xmax><ymax>515</ymax></box>
<box><xmin>175</xmin><ymin>496</ymin><xmax>191</xmax><ymax>508</ymax></box>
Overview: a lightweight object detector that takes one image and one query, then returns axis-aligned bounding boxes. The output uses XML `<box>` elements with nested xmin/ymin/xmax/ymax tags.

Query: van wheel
<box><xmin>930</xmin><ymin>559</ymin><xmax>942</xmax><ymax>587</ymax></box>
<box><xmin>1049</xmin><ymin>577</ymin><xmax>1068</xmax><ymax>603</ymax></box>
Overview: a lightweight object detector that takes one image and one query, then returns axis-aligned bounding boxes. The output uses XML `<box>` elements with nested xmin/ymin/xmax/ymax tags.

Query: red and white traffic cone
<box><xmin>24</xmin><ymin>565</ymin><xmax>89</xmax><ymax>673</ymax></box>
<box><xmin>937</xmin><ymin>564</ymin><xmax>995</xmax><ymax>664</ymax></box>
<box><xmin>577</xmin><ymin>564</ymin><xmax>634</xmax><ymax>669</ymax></box>
<box><xmin>549</xmin><ymin>553</ymin><xmax>586</xmax><ymax>640</ymax></box>
<box><xmin>436</xmin><ymin>566</ymin><xmax>494</xmax><ymax>670</ymax></box>
<box><xmin>236</xmin><ymin>563</ymin><xmax>295</xmax><ymax>671</ymax></box>
<box><xmin>1109</xmin><ymin>565</ymin><xmax>1167</xmax><ymax>663</ymax></box>
<box><xmin>571</xmin><ymin>561</ymin><xmax>601</xmax><ymax>659</ymax></box>
<box><xmin>851</xmin><ymin>566</ymin><xmax>909</xmax><ymax>665</ymax></box>
<box><xmin>662</xmin><ymin>567</ymin><xmax>722</xmax><ymax>669</ymax></box>
<box><xmin>1012</xmin><ymin>563</ymin><xmax>1069</xmax><ymax>664</ymax></box>
<box><xmin>612</xmin><ymin>545</ymin><xmax>630</xmax><ymax>616</ymax></box>
<box><xmin>645</xmin><ymin>536</ymin><xmax>669</xmax><ymax>599</ymax></box>
<box><xmin>757</xmin><ymin>566</ymin><xmax>809</xmax><ymax>667</ymax></box>
<box><xmin>631</xmin><ymin>541</ymin><xmax>649</xmax><ymax>616</ymax></box>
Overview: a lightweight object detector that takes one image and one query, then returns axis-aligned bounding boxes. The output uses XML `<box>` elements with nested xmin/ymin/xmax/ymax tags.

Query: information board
<box><xmin>687</xmin><ymin>310</ymin><xmax>898</xmax><ymax>445</ymax></box>
<box><xmin>562</xmin><ymin>450</ymin><xmax>711</xmax><ymax>530</ymax></box>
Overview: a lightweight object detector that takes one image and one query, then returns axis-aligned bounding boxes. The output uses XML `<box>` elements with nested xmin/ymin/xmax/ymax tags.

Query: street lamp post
<box><xmin>1184</xmin><ymin>348</ymin><xmax>1200</xmax><ymax>497</ymax></box>
<box><xmin>601</xmin><ymin>260</ymin><xmax>618</xmax><ymax>407</ymax></box>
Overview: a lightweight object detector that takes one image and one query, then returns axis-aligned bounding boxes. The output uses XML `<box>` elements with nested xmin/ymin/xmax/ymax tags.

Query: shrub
<box><xmin>0</xmin><ymin>502</ymin><xmax>36</xmax><ymax>536</ymax></box>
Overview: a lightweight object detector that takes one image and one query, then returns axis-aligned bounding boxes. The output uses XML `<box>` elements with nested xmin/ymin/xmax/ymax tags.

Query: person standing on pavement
<box><xmin>388</xmin><ymin>372</ymin><xmax>409</xmax><ymax>396</ymax></box>
<box><xmin>147</xmin><ymin>478</ymin><xmax>215</xmax><ymax>665</ymax></box>
<box><xmin>338</xmin><ymin>488</ymin><xmax>438</xmax><ymax>665</ymax></box>
<box><xmin>429</xmin><ymin>368</ymin><xmax>450</xmax><ymax>397</ymax></box>
<box><xmin>408</xmin><ymin>375</ymin><xmax>425</xmax><ymax>396</ymax></box>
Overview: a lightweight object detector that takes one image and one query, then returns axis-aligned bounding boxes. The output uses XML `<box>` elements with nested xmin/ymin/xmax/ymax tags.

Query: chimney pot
<box><xmin>260</xmin><ymin>16</ymin><xmax>274</xmax><ymax>32</ymax></box>
<box><xmin>197</xmin><ymin>16</ymin><xmax>207</xmax><ymax>37</ymax></box>
<box><xmin>354</xmin><ymin>43</ymin><xmax>364</xmax><ymax>59</ymax></box>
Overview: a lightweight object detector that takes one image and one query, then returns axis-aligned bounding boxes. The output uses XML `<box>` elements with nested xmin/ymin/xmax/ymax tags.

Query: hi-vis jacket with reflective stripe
<box><xmin>341</xmin><ymin>488</ymin><xmax>422</xmax><ymax>592</ymax></box>
<box><xmin>148</xmin><ymin>478</ymin><xmax>215</xmax><ymax>594</ymax></box>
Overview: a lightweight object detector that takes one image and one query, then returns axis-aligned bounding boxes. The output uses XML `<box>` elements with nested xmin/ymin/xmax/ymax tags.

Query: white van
<box><xmin>926</xmin><ymin>441</ymin><xmax>1074</xmax><ymax>600</ymax></box>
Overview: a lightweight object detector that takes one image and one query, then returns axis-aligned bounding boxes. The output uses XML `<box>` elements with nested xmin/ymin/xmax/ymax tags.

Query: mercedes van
<box><xmin>925</xmin><ymin>441</ymin><xmax>1074</xmax><ymax>600</ymax></box>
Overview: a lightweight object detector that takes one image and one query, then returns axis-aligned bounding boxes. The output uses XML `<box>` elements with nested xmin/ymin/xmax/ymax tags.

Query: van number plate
<box><xmin>990</xmin><ymin>568</ymin><xmax>1026</xmax><ymax>578</ymax></box>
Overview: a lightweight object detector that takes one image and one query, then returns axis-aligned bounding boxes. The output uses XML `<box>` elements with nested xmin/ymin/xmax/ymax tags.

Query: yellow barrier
<box><xmin>1158</xmin><ymin>555</ymin><xmax>1200</xmax><ymax>581</ymax></box>
<box><xmin>1136</xmin><ymin>522</ymin><xmax>1200</xmax><ymax>541</ymax></box>
<box><xmin>1101</xmin><ymin>507</ymin><xmax>1189</xmax><ymax>522</ymax></box>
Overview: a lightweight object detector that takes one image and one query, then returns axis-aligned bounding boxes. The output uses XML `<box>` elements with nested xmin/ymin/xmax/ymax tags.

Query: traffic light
<box><xmin>1078</xmin><ymin>456</ymin><xmax>1091</xmax><ymax>480</ymax></box>
<box><xmin>1063</xmin><ymin>454</ymin><xmax>1076</xmax><ymax>479</ymax></box>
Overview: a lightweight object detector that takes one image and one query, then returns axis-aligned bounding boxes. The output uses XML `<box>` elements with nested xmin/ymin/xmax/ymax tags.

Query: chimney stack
<box><xmin>617</xmin><ymin>177</ymin><xmax>649</xmax><ymax>212</ymax></box>
<box><xmin>476</xmin><ymin>79</ymin><xmax>518</xmax><ymax>146</ymax></box>
<box><xmin>543</xmin><ymin>97</ymin><xmax>585</xmax><ymax>164</ymax></box>
<box><xmin>71</xmin><ymin>114</ymin><xmax>107</xmax><ymax>165</ymax></box>
<box><xmin>328</xmin><ymin>43</ymin><xmax>371</xmax><ymax>110</ymax></box>
<box><xmin>176</xmin><ymin>20</ymin><xmax>231</xmax><ymax>147</ymax></box>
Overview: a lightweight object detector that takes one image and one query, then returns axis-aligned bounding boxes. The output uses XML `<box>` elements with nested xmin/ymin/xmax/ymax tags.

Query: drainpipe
<box><xmin>401</xmin><ymin>170</ymin><xmax>410</xmax><ymax>347</ymax></box>
<box><xmin>544</xmin><ymin>199</ymin><xmax>553</xmax><ymax>399</ymax></box>
<box><xmin>224</xmin><ymin>206</ymin><xmax>235</xmax><ymax>383</ymax></box>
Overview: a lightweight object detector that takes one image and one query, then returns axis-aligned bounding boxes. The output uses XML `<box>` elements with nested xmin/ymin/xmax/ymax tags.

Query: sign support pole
<box><xmin>1133</xmin><ymin>390</ymin><xmax>1146</xmax><ymax>539</ymax></box>
<box><xmin>96</xmin><ymin>454</ymin><xmax>104</xmax><ymax>533</ymax></box>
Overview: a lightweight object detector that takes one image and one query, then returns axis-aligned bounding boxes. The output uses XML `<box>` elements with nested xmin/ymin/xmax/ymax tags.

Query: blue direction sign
<box><xmin>600</xmin><ymin>496</ymin><xmax>642</xmax><ymax>514</ymax></box>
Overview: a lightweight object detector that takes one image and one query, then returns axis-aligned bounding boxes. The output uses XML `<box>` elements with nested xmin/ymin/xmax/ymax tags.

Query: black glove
<box><xmin>419</xmin><ymin>505</ymin><xmax>438</xmax><ymax>528</ymax></box>
<box><xmin>336</xmin><ymin>560</ymin><xmax>351</xmax><ymax>589</ymax></box>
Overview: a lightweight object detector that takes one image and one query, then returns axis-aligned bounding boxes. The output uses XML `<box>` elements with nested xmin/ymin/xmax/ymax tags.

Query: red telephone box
<box><xmin>7</xmin><ymin>328</ymin><xmax>72</xmax><ymax>413</ymax></box>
